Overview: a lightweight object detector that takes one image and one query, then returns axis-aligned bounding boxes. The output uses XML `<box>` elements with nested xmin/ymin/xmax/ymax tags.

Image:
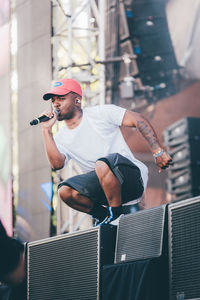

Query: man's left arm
<box><xmin>122</xmin><ymin>110</ymin><xmax>172</xmax><ymax>172</ymax></box>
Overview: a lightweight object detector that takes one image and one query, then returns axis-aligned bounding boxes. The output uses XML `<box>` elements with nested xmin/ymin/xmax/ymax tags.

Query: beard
<box><xmin>57</xmin><ymin>107</ymin><xmax>76</xmax><ymax>121</ymax></box>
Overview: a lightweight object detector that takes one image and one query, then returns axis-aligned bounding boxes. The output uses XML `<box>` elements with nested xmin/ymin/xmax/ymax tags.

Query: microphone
<box><xmin>30</xmin><ymin>114</ymin><xmax>55</xmax><ymax>126</ymax></box>
<box><xmin>30</xmin><ymin>109</ymin><xmax>59</xmax><ymax>126</ymax></box>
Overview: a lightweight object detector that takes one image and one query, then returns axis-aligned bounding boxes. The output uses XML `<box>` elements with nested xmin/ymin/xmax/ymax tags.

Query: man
<box><xmin>41</xmin><ymin>78</ymin><xmax>172</xmax><ymax>225</ymax></box>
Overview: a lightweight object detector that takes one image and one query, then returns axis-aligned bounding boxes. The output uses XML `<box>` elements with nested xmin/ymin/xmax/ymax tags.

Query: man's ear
<box><xmin>75</xmin><ymin>99</ymin><xmax>81</xmax><ymax>104</ymax></box>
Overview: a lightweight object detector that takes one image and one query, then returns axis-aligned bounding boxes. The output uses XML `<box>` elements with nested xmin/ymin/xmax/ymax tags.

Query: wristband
<box><xmin>153</xmin><ymin>149</ymin><xmax>165</xmax><ymax>158</ymax></box>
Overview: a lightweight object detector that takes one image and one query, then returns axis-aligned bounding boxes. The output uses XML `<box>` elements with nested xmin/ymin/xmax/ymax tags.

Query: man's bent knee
<box><xmin>58</xmin><ymin>185</ymin><xmax>93</xmax><ymax>213</ymax></box>
<box><xmin>58</xmin><ymin>185</ymin><xmax>74</xmax><ymax>204</ymax></box>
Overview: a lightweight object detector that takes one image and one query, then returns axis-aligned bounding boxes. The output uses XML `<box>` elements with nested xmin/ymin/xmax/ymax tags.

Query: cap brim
<box><xmin>43</xmin><ymin>93</ymin><xmax>59</xmax><ymax>100</ymax></box>
<box><xmin>43</xmin><ymin>88</ymin><xmax>71</xmax><ymax>100</ymax></box>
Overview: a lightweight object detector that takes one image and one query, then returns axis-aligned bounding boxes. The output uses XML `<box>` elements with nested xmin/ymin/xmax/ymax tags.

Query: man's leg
<box><xmin>58</xmin><ymin>185</ymin><xmax>93</xmax><ymax>213</ymax></box>
<box><xmin>95</xmin><ymin>160</ymin><xmax>123</xmax><ymax>224</ymax></box>
<box><xmin>95</xmin><ymin>160</ymin><xmax>121</xmax><ymax>207</ymax></box>
<box><xmin>58</xmin><ymin>185</ymin><xmax>107</xmax><ymax>222</ymax></box>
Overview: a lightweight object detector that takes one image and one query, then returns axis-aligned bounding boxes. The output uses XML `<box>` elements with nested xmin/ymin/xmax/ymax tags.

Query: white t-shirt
<box><xmin>54</xmin><ymin>104</ymin><xmax>148</xmax><ymax>190</ymax></box>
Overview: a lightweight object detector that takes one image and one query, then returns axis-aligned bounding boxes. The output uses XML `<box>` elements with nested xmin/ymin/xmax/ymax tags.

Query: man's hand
<box><xmin>40</xmin><ymin>110</ymin><xmax>65</xmax><ymax>170</ymax></box>
<box><xmin>155</xmin><ymin>151</ymin><xmax>172</xmax><ymax>173</ymax></box>
<box><xmin>40</xmin><ymin>110</ymin><xmax>57</xmax><ymax>130</ymax></box>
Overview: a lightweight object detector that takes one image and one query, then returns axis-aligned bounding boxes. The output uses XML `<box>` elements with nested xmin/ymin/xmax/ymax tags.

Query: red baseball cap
<box><xmin>43</xmin><ymin>78</ymin><xmax>82</xmax><ymax>100</ymax></box>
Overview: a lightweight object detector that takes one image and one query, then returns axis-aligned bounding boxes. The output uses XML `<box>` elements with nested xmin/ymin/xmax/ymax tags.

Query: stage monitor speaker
<box><xmin>163</xmin><ymin>117</ymin><xmax>200</xmax><ymax>148</ymax></box>
<box><xmin>166</xmin><ymin>142</ymin><xmax>200</xmax><ymax>195</ymax></box>
<box><xmin>168</xmin><ymin>196</ymin><xmax>200</xmax><ymax>300</ymax></box>
<box><xmin>166</xmin><ymin>168</ymin><xmax>200</xmax><ymax>202</ymax></box>
<box><xmin>115</xmin><ymin>205</ymin><xmax>167</xmax><ymax>263</ymax></box>
<box><xmin>27</xmin><ymin>225</ymin><xmax>116</xmax><ymax>300</ymax></box>
<box><xmin>163</xmin><ymin>118</ymin><xmax>200</xmax><ymax>202</ymax></box>
<box><xmin>167</xmin><ymin>143</ymin><xmax>200</xmax><ymax>167</ymax></box>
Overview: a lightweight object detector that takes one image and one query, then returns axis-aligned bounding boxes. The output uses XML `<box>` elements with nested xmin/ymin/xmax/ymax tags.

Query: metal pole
<box><xmin>67</xmin><ymin>0</ymin><xmax>72</xmax><ymax>78</ymax></box>
<box><xmin>98</xmin><ymin>0</ymin><xmax>106</xmax><ymax>105</ymax></box>
<box><xmin>67</xmin><ymin>0</ymin><xmax>74</xmax><ymax>233</ymax></box>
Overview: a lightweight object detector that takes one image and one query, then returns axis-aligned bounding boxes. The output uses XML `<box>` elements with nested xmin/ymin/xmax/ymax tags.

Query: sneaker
<box><xmin>97</xmin><ymin>207</ymin><xmax>123</xmax><ymax>226</ymax></box>
<box><xmin>93</xmin><ymin>218</ymin><xmax>102</xmax><ymax>226</ymax></box>
<box><xmin>93</xmin><ymin>215</ymin><xmax>108</xmax><ymax>226</ymax></box>
<box><xmin>110</xmin><ymin>214</ymin><xmax>124</xmax><ymax>226</ymax></box>
<box><xmin>91</xmin><ymin>206</ymin><xmax>108</xmax><ymax>226</ymax></box>
<box><xmin>93</xmin><ymin>217</ymin><xmax>105</xmax><ymax>226</ymax></box>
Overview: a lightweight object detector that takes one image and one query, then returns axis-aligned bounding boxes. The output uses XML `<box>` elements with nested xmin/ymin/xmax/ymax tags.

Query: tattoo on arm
<box><xmin>137</xmin><ymin>120</ymin><xmax>160</xmax><ymax>150</ymax></box>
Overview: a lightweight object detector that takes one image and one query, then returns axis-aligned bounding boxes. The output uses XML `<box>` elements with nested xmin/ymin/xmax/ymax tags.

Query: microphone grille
<box><xmin>53</xmin><ymin>109</ymin><xmax>59</xmax><ymax>115</ymax></box>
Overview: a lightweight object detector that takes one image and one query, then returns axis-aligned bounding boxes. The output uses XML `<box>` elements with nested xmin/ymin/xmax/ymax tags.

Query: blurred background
<box><xmin>0</xmin><ymin>0</ymin><xmax>200</xmax><ymax>242</ymax></box>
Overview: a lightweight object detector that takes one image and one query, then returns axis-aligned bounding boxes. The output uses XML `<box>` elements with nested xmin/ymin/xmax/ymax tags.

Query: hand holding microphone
<box><xmin>30</xmin><ymin>110</ymin><xmax>58</xmax><ymax>127</ymax></box>
<box><xmin>30</xmin><ymin>114</ymin><xmax>53</xmax><ymax>125</ymax></box>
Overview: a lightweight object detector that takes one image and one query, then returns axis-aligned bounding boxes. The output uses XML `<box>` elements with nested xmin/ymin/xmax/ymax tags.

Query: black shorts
<box><xmin>57</xmin><ymin>153</ymin><xmax>144</xmax><ymax>205</ymax></box>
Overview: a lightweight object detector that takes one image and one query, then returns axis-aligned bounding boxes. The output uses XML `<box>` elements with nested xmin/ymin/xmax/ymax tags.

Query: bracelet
<box><xmin>153</xmin><ymin>149</ymin><xmax>165</xmax><ymax>158</ymax></box>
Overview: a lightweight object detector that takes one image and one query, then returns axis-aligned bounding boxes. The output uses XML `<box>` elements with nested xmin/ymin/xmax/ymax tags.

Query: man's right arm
<box><xmin>41</xmin><ymin>111</ymin><xmax>65</xmax><ymax>170</ymax></box>
<box><xmin>42</xmin><ymin>128</ymin><xmax>65</xmax><ymax>170</ymax></box>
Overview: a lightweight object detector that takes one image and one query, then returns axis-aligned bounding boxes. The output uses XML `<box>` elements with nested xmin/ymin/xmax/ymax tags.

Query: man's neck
<box><xmin>64</xmin><ymin>110</ymin><xmax>83</xmax><ymax>129</ymax></box>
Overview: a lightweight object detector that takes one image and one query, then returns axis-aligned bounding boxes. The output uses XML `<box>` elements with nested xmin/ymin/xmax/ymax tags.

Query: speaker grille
<box><xmin>27</xmin><ymin>226</ymin><xmax>116</xmax><ymax>300</ymax></box>
<box><xmin>169</xmin><ymin>197</ymin><xmax>200</xmax><ymax>300</ymax></box>
<box><xmin>115</xmin><ymin>205</ymin><xmax>167</xmax><ymax>263</ymax></box>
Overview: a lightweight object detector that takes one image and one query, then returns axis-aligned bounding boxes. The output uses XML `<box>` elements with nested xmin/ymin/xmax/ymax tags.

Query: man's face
<box><xmin>51</xmin><ymin>92</ymin><xmax>79</xmax><ymax>121</ymax></box>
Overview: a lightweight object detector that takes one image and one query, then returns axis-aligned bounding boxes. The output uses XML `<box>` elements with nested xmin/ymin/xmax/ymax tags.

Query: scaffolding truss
<box><xmin>51</xmin><ymin>0</ymin><xmax>106</xmax><ymax>233</ymax></box>
<box><xmin>51</xmin><ymin>0</ymin><xmax>106</xmax><ymax>106</ymax></box>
